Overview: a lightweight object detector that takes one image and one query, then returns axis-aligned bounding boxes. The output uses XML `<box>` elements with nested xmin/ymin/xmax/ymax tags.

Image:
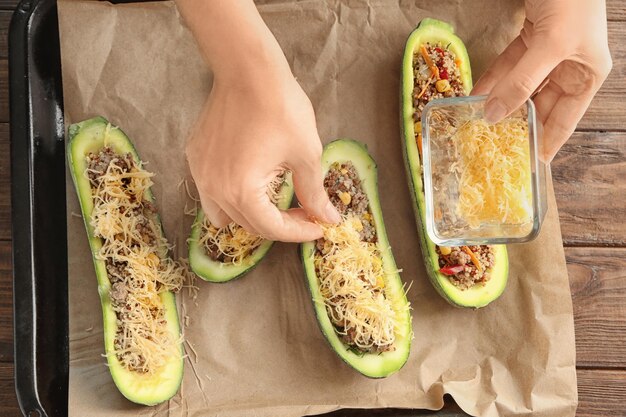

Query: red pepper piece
<box><xmin>435</xmin><ymin>47</ymin><xmax>444</xmax><ymax>55</ymax></box>
<box><xmin>439</xmin><ymin>68</ymin><xmax>449</xmax><ymax>80</ymax></box>
<box><xmin>439</xmin><ymin>265</ymin><xmax>465</xmax><ymax>275</ymax></box>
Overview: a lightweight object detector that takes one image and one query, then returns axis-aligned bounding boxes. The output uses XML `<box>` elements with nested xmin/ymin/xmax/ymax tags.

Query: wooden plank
<box><xmin>578</xmin><ymin>369</ymin><xmax>626</xmax><ymax>417</ymax></box>
<box><xmin>0</xmin><ymin>242</ymin><xmax>12</xmax><ymax>362</ymax></box>
<box><xmin>567</xmin><ymin>247</ymin><xmax>626</xmax><ymax>368</ymax></box>
<box><xmin>591</xmin><ymin>21</ymin><xmax>625</xmax><ymax>94</ymax></box>
<box><xmin>0</xmin><ymin>123</ymin><xmax>9</xmax><ymax>241</ymax></box>
<box><xmin>607</xmin><ymin>0</ymin><xmax>626</xmax><ymax>21</ymax></box>
<box><xmin>0</xmin><ymin>0</ymin><xmax>17</xmax><ymax>11</ymax></box>
<box><xmin>553</xmin><ymin>131</ymin><xmax>626</xmax><ymax>246</ymax></box>
<box><xmin>578</xmin><ymin>22</ymin><xmax>626</xmax><ymax>130</ymax></box>
<box><xmin>0</xmin><ymin>10</ymin><xmax>9</xmax><ymax>59</ymax></box>
<box><xmin>0</xmin><ymin>363</ymin><xmax>19</xmax><ymax>417</ymax></box>
<box><xmin>0</xmin><ymin>59</ymin><xmax>6</xmax><ymax>123</ymax></box>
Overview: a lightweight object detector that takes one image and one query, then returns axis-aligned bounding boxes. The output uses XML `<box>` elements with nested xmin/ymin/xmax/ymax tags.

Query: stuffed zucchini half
<box><xmin>401</xmin><ymin>18</ymin><xmax>509</xmax><ymax>308</ymax></box>
<box><xmin>188</xmin><ymin>173</ymin><xmax>294</xmax><ymax>282</ymax></box>
<box><xmin>67</xmin><ymin>117</ymin><xmax>184</xmax><ymax>405</ymax></box>
<box><xmin>301</xmin><ymin>139</ymin><xmax>412</xmax><ymax>378</ymax></box>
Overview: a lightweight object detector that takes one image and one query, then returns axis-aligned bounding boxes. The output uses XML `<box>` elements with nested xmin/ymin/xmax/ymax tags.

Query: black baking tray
<box><xmin>10</xmin><ymin>0</ymin><xmax>68</xmax><ymax>415</ymax></box>
<box><xmin>9</xmin><ymin>0</ymin><xmax>468</xmax><ymax>416</ymax></box>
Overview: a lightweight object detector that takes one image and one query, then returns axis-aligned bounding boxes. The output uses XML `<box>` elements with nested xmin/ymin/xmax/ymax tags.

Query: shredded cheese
<box><xmin>87</xmin><ymin>149</ymin><xmax>186</xmax><ymax>374</ymax></box>
<box><xmin>314</xmin><ymin>214</ymin><xmax>400</xmax><ymax>353</ymax></box>
<box><xmin>198</xmin><ymin>173</ymin><xmax>287</xmax><ymax>264</ymax></box>
<box><xmin>451</xmin><ymin>118</ymin><xmax>532</xmax><ymax>228</ymax></box>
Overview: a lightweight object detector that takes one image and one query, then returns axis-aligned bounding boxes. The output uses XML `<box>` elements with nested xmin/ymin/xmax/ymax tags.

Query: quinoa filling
<box><xmin>435</xmin><ymin>245</ymin><xmax>495</xmax><ymax>289</ymax></box>
<box><xmin>412</xmin><ymin>42</ymin><xmax>495</xmax><ymax>288</ymax></box>
<box><xmin>314</xmin><ymin>162</ymin><xmax>396</xmax><ymax>354</ymax></box>
<box><xmin>87</xmin><ymin>147</ymin><xmax>185</xmax><ymax>374</ymax></box>
<box><xmin>412</xmin><ymin>42</ymin><xmax>465</xmax><ymax>119</ymax></box>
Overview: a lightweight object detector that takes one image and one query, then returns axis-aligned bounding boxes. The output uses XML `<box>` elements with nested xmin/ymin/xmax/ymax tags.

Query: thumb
<box><xmin>290</xmin><ymin>150</ymin><xmax>341</xmax><ymax>224</ymax></box>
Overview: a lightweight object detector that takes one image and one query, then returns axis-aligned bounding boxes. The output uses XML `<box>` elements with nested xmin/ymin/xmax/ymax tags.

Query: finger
<box><xmin>199</xmin><ymin>194</ymin><xmax>232</xmax><ymax>228</ymax></box>
<box><xmin>239</xmin><ymin>196</ymin><xmax>324</xmax><ymax>242</ymax></box>
<box><xmin>471</xmin><ymin>36</ymin><xmax>527</xmax><ymax>96</ymax></box>
<box><xmin>484</xmin><ymin>46</ymin><xmax>562</xmax><ymax>123</ymax></box>
<box><xmin>288</xmin><ymin>143</ymin><xmax>341</xmax><ymax>224</ymax></box>
<box><xmin>218</xmin><ymin>199</ymin><xmax>262</xmax><ymax>237</ymax></box>
<box><xmin>542</xmin><ymin>92</ymin><xmax>595</xmax><ymax>163</ymax></box>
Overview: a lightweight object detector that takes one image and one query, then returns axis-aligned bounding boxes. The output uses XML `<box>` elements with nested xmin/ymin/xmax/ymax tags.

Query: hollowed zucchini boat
<box><xmin>188</xmin><ymin>175</ymin><xmax>294</xmax><ymax>282</ymax></box>
<box><xmin>67</xmin><ymin>116</ymin><xmax>183</xmax><ymax>405</ymax></box>
<box><xmin>400</xmin><ymin>19</ymin><xmax>509</xmax><ymax>308</ymax></box>
<box><xmin>301</xmin><ymin>139</ymin><xmax>412</xmax><ymax>378</ymax></box>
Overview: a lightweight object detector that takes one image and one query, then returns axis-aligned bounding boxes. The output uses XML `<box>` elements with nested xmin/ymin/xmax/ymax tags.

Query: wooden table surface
<box><xmin>1</xmin><ymin>1</ymin><xmax>626</xmax><ymax>416</ymax></box>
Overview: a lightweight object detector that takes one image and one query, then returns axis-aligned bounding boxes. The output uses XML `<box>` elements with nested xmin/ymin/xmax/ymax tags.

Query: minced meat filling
<box><xmin>436</xmin><ymin>245</ymin><xmax>495</xmax><ymax>289</ymax></box>
<box><xmin>319</xmin><ymin>162</ymin><xmax>376</xmax><ymax>244</ymax></box>
<box><xmin>87</xmin><ymin>148</ymin><xmax>160</xmax><ymax>259</ymax></box>
<box><xmin>87</xmin><ymin>147</ymin><xmax>182</xmax><ymax>373</ymax></box>
<box><xmin>412</xmin><ymin>43</ymin><xmax>495</xmax><ymax>288</ymax></box>
<box><xmin>315</xmin><ymin>162</ymin><xmax>393</xmax><ymax>354</ymax></box>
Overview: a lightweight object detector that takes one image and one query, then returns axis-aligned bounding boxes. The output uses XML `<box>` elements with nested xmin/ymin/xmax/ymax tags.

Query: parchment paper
<box><xmin>58</xmin><ymin>1</ymin><xmax>577</xmax><ymax>416</ymax></box>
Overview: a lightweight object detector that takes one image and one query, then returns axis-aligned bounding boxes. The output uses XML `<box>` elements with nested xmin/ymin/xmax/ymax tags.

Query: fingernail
<box><xmin>324</xmin><ymin>201</ymin><xmax>341</xmax><ymax>223</ymax></box>
<box><xmin>484</xmin><ymin>98</ymin><xmax>508</xmax><ymax>123</ymax></box>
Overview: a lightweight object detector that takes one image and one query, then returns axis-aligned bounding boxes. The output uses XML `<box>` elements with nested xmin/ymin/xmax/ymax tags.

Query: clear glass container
<box><xmin>421</xmin><ymin>95</ymin><xmax>547</xmax><ymax>246</ymax></box>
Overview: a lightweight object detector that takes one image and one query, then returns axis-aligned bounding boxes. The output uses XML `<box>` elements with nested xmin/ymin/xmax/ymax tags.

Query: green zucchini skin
<box><xmin>300</xmin><ymin>139</ymin><xmax>412</xmax><ymax>378</ymax></box>
<box><xmin>67</xmin><ymin>117</ymin><xmax>183</xmax><ymax>405</ymax></box>
<box><xmin>187</xmin><ymin>176</ymin><xmax>294</xmax><ymax>283</ymax></box>
<box><xmin>400</xmin><ymin>19</ymin><xmax>509</xmax><ymax>308</ymax></box>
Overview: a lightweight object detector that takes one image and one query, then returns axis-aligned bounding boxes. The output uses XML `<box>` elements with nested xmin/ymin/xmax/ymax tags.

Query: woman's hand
<box><xmin>177</xmin><ymin>0</ymin><xmax>339</xmax><ymax>242</ymax></box>
<box><xmin>472</xmin><ymin>0</ymin><xmax>612</xmax><ymax>162</ymax></box>
<box><xmin>186</xmin><ymin>71</ymin><xmax>340</xmax><ymax>242</ymax></box>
